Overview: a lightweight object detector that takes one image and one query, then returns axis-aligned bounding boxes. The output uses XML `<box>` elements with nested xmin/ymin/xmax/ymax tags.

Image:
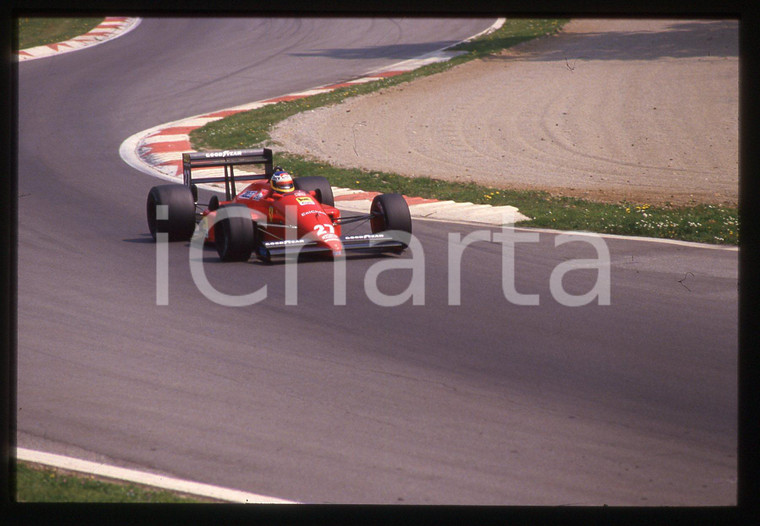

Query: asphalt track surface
<box><xmin>17</xmin><ymin>18</ymin><xmax>737</xmax><ymax>505</ymax></box>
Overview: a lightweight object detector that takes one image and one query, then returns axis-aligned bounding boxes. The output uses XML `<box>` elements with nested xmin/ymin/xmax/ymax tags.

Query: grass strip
<box><xmin>15</xmin><ymin>462</ymin><xmax>211</xmax><ymax>503</ymax></box>
<box><xmin>188</xmin><ymin>18</ymin><xmax>738</xmax><ymax>245</ymax></box>
<box><xmin>16</xmin><ymin>17</ymin><xmax>104</xmax><ymax>50</ymax></box>
<box><xmin>277</xmin><ymin>154</ymin><xmax>739</xmax><ymax>245</ymax></box>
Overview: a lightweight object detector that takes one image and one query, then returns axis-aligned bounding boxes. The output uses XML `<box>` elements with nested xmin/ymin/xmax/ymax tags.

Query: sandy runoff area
<box><xmin>271</xmin><ymin>19</ymin><xmax>738</xmax><ymax>206</ymax></box>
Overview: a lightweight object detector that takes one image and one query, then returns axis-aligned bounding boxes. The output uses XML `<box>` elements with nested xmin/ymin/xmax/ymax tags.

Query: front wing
<box><xmin>258</xmin><ymin>233</ymin><xmax>405</xmax><ymax>260</ymax></box>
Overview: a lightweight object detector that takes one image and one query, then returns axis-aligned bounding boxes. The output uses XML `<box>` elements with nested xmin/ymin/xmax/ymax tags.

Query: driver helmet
<box><xmin>270</xmin><ymin>169</ymin><xmax>295</xmax><ymax>193</ymax></box>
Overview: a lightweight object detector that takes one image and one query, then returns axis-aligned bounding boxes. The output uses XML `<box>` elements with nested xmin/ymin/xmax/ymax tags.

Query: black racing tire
<box><xmin>371</xmin><ymin>193</ymin><xmax>412</xmax><ymax>234</ymax></box>
<box><xmin>214</xmin><ymin>204</ymin><xmax>254</xmax><ymax>262</ymax></box>
<box><xmin>370</xmin><ymin>193</ymin><xmax>412</xmax><ymax>250</ymax></box>
<box><xmin>146</xmin><ymin>184</ymin><xmax>196</xmax><ymax>242</ymax></box>
<box><xmin>294</xmin><ymin>176</ymin><xmax>334</xmax><ymax>207</ymax></box>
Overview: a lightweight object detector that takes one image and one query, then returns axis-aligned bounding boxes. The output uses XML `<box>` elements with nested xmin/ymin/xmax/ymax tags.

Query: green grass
<box><xmin>187</xmin><ymin>18</ymin><xmax>738</xmax><ymax>245</ymax></box>
<box><xmin>16</xmin><ymin>17</ymin><xmax>104</xmax><ymax>50</ymax></box>
<box><xmin>523</xmin><ymin>198</ymin><xmax>738</xmax><ymax>244</ymax></box>
<box><xmin>271</xmin><ymin>154</ymin><xmax>739</xmax><ymax>245</ymax></box>
<box><xmin>15</xmin><ymin>462</ymin><xmax>211</xmax><ymax>503</ymax></box>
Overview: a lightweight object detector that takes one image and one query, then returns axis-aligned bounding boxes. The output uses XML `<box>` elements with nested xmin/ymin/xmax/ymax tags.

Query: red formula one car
<box><xmin>146</xmin><ymin>148</ymin><xmax>411</xmax><ymax>262</ymax></box>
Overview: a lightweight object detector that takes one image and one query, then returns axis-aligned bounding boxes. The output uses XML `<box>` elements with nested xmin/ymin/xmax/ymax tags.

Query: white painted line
<box><xmin>332</xmin><ymin>187</ymin><xmax>368</xmax><ymax>196</ymax></box>
<box><xmin>176</xmin><ymin>117</ymin><xmax>221</xmax><ymax>127</ymax></box>
<box><xmin>408</xmin><ymin>201</ymin><xmax>530</xmax><ymax>224</ymax></box>
<box><xmin>223</xmin><ymin>101</ymin><xmax>271</xmax><ymax>112</ymax></box>
<box><xmin>142</xmin><ymin>134</ymin><xmax>189</xmax><ymax>144</ymax></box>
<box><xmin>461</xmin><ymin>17</ymin><xmax>507</xmax><ymax>42</ymax></box>
<box><xmin>16</xmin><ymin>447</ymin><xmax>298</xmax><ymax>504</ymax></box>
<box><xmin>336</xmin><ymin>199</ymin><xmax>374</xmax><ymax>212</ymax></box>
<box><xmin>461</xmin><ymin>204</ymin><xmax>521</xmax><ymax>216</ymax></box>
<box><xmin>406</xmin><ymin>200</ymin><xmax>459</xmax><ymax>211</ymax></box>
<box><xmin>279</xmin><ymin>88</ymin><xmax>334</xmax><ymax>97</ymax></box>
<box><xmin>373</xmin><ymin>50</ymin><xmax>467</xmax><ymax>72</ymax></box>
<box><xmin>343</xmin><ymin>76</ymin><xmax>384</xmax><ymax>84</ymax></box>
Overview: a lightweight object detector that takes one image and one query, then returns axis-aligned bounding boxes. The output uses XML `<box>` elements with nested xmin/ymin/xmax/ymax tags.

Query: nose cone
<box><xmin>323</xmin><ymin>236</ymin><xmax>344</xmax><ymax>257</ymax></box>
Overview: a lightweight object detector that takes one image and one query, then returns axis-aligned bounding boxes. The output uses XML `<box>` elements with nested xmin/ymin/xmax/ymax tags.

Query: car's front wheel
<box><xmin>214</xmin><ymin>204</ymin><xmax>254</xmax><ymax>262</ymax></box>
<box><xmin>370</xmin><ymin>193</ymin><xmax>412</xmax><ymax>250</ymax></box>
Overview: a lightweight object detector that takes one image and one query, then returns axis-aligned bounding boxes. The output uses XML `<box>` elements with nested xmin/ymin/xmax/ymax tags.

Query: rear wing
<box><xmin>182</xmin><ymin>148</ymin><xmax>273</xmax><ymax>200</ymax></box>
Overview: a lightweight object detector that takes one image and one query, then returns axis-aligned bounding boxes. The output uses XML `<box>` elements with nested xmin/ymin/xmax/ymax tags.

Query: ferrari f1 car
<box><xmin>146</xmin><ymin>148</ymin><xmax>412</xmax><ymax>262</ymax></box>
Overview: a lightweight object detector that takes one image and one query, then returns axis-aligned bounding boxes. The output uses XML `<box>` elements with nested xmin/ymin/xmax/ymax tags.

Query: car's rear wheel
<box><xmin>146</xmin><ymin>184</ymin><xmax>196</xmax><ymax>241</ymax></box>
<box><xmin>370</xmin><ymin>193</ymin><xmax>412</xmax><ymax>250</ymax></box>
<box><xmin>215</xmin><ymin>204</ymin><xmax>254</xmax><ymax>262</ymax></box>
<box><xmin>294</xmin><ymin>176</ymin><xmax>334</xmax><ymax>207</ymax></box>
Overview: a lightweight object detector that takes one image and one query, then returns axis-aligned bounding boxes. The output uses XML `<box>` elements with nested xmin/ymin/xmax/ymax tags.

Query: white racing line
<box><xmin>16</xmin><ymin>447</ymin><xmax>298</xmax><ymax>504</ymax></box>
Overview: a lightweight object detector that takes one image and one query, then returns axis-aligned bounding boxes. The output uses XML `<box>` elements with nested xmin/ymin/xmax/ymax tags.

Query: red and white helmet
<box><xmin>270</xmin><ymin>170</ymin><xmax>295</xmax><ymax>193</ymax></box>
